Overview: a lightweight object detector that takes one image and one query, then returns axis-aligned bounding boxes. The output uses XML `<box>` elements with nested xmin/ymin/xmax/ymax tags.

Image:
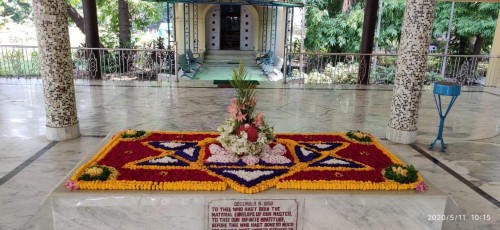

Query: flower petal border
<box><xmin>70</xmin><ymin>130</ymin><xmax>425</xmax><ymax>193</ymax></box>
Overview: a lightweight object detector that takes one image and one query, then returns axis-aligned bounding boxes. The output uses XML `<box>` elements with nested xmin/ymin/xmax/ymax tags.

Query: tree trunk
<box><xmin>118</xmin><ymin>0</ymin><xmax>132</xmax><ymax>73</ymax></box>
<box><xmin>357</xmin><ymin>0</ymin><xmax>379</xmax><ymax>85</ymax></box>
<box><xmin>82</xmin><ymin>0</ymin><xmax>102</xmax><ymax>79</ymax></box>
<box><xmin>470</xmin><ymin>35</ymin><xmax>484</xmax><ymax>73</ymax></box>
<box><xmin>472</xmin><ymin>35</ymin><xmax>484</xmax><ymax>55</ymax></box>
<box><xmin>342</xmin><ymin>0</ymin><xmax>357</xmax><ymax>13</ymax></box>
<box><xmin>66</xmin><ymin>3</ymin><xmax>105</xmax><ymax>48</ymax></box>
<box><xmin>118</xmin><ymin>0</ymin><xmax>131</xmax><ymax>48</ymax></box>
<box><xmin>67</xmin><ymin>3</ymin><xmax>85</xmax><ymax>34</ymax></box>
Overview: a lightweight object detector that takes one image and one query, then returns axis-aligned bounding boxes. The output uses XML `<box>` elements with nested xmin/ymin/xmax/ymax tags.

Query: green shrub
<box><xmin>303</xmin><ymin>62</ymin><xmax>359</xmax><ymax>84</ymax></box>
<box><xmin>371</xmin><ymin>66</ymin><xmax>396</xmax><ymax>84</ymax></box>
<box><xmin>0</xmin><ymin>49</ymin><xmax>40</xmax><ymax>76</ymax></box>
<box><xmin>371</xmin><ymin>65</ymin><xmax>445</xmax><ymax>85</ymax></box>
<box><xmin>424</xmin><ymin>71</ymin><xmax>446</xmax><ymax>85</ymax></box>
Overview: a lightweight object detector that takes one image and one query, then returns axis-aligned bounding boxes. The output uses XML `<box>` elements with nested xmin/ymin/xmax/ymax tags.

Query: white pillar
<box><xmin>32</xmin><ymin>0</ymin><xmax>81</xmax><ymax>141</ymax></box>
<box><xmin>386</xmin><ymin>0</ymin><xmax>437</xmax><ymax>144</ymax></box>
<box><xmin>486</xmin><ymin>9</ymin><xmax>500</xmax><ymax>88</ymax></box>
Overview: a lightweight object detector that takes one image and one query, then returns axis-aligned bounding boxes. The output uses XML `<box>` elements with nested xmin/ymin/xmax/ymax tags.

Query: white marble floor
<box><xmin>0</xmin><ymin>79</ymin><xmax>499</xmax><ymax>229</ymax></box>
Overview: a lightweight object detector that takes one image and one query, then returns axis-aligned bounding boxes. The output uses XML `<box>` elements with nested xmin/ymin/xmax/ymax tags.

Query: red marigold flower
<box><xmin>237</xmin><ymin>123</ymin><xmax>259</xmax><ymax>142</ymax></box>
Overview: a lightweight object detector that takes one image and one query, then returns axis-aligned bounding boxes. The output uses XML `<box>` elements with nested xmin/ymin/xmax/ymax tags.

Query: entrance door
<box><xmin>220</xmin><ymin>5</ymin><xmax>241</xmax><ymax>50</ymax></box>
<box><xmin>240</xmin><ymin>6</ymin><xmax>254</xmax><ymax>51</ymax></box>
<box><xmin>207</xmin><ymin>5</ymin><xmax>220</xmax><ymax>50</ymax></box>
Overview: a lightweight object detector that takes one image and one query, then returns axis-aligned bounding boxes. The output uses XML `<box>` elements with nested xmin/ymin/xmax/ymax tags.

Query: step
<box><xmin>205</xmin><ymin>50</ymin><xmax>256</xmax><ymax>56</ymax></box>
<box><xmin>203</xmin><ymin>59</ymin><xmax>257</xmax><ymax>65</ymax></box>
<box><xmin>202</xmin><ymin>63</ymin><xmax>259</xmax><ymax>68</ymax></box>
<box><xmin>204</xmin><ymin>55</ymin><xmax>256</xmax><ymax>61</ymax></box>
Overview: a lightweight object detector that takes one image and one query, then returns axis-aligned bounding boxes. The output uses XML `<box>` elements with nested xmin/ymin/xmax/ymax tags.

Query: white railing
<box><xmin>1</xmin><ymin>45</ymin><xmax>498</xmax><ymax>86</ymax></box>
<box><xmin>285</xmin><ymin>52</ymin><xmax>498</xmax><ymax>86</ymax></box>
<box><xmin>0</xmin><ymin>45</ymin><xmax>177</xmax><ymax>81</ymax></box>
<box><xmin>0</xmin><ymin>45</ymin><xmax>40</xmax><ymax>77</ymax></box>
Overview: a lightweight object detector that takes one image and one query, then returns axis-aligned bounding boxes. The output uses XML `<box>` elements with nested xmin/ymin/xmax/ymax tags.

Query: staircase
<box><xmin>194</xmin><ymin>50</ymin><xmax>265</xmax><ymax>80</ymax></box>
<box><xmin>203</xmin><ymin>50</ymin><xmax>257</xmax><ymax>67</ymax></box>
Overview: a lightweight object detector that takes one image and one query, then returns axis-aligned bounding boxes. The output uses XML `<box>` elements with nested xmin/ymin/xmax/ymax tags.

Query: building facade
<box><xmin>165</xmin><ymin>1</ymin><xmax>303</xmax><ymax>61</ymax></box>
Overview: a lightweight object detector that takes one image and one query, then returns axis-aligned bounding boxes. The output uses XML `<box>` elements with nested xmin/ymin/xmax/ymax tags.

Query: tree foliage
<box><xmin>96</xmin><ymin>0</ymin><xmax>164</xmax><ymax>47</ymax></box>
<box><xmin>305</xmin><ymin>0</ymin><xmax>405</xmax><ymax>53</ymax></box>
<box><xmin>0</xmin><ymin>0</ymin><xmax>31</xmax><ymax>27</ymax></box>
<box><xmin>305</xmin><ymin>0</ymin><xmax>500</xmax><ymax>54</ymax></box>
<box><xmin>305</xmin><ymin>0</ymin><xmax>363</xmax><ymax>52</ymax></box>
<box><xmin>433</xmin><ymin>2</ymin><xmax>500</xmax><ymax>54</ymax></box>
<box><xmin>376</xmin><ymin>0</ymin><xmax>405</xmax><ymax>52</ymax></box>
<box><xmin>65</xmin><ymin>0</ymin><xmax>164</xmax><ymax>48</ymax></box>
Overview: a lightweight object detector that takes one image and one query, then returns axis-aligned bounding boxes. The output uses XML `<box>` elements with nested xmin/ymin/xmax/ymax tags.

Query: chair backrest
<box><xmin>186</xmin><ymin>49</ymin><xmax>195</xmax><ymax>60</ymax></box>
<box><xmin>263</xmin><ymin>50</ymin><xmax>274</xmax><ymax>65</ymax></box>
<box><xmin>178</xmin><ymin>54</ymin><xmax>188</xmax><ymax>66</ymax></box>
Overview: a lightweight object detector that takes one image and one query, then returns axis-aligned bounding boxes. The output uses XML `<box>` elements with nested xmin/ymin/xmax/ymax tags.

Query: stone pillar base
<box><xmin>386</xmin><ymin>126</ymin><xmax>417</xmax><ymax>144</ymax></box>
<box><xmin>46</xmin><ymin>123</ymin><xmax>81</xmax><ymax>141</ymax></box>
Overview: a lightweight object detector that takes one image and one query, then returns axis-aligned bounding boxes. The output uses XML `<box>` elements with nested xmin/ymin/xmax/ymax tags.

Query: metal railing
<box><xmin>0</xmin><ymin>45</ymin><xmax>177</xmax><ymax>81</ymax></box>
<box><xmin>285</xmin><ymin>52</ymin><xmax>499</xmax><ymax>86</ymax></box>
<box><xmin>1</xmin><ymin>45</ymin><xmax>498</xmax><ymax>86</ymax></box>
<box><xmin>0</xmin><ymin>45</ymin><xmax>40</xmax><ymax>77</ymax></box>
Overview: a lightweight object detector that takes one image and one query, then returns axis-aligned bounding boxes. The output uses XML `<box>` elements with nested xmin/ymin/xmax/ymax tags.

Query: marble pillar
<box><xmin>386</xmin><ymin>0</ymin><xmax>436</xmax><ymax>144</ymax></box>
<box><xmin>486</xmin><ymin>10</ymin><xmax>500</xmax><ymax>88</ymax></box>
<box><xmin>32</xmin><ymin>0</ymin><xmax>80</xmax><ymax>141</ymax></box>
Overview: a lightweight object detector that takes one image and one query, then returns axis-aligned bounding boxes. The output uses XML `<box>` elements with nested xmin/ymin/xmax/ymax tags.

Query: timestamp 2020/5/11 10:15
<box><xmin>427</xmin><ymin>214</ymin><xmax>492</xmax><ymax>221</ymax></box>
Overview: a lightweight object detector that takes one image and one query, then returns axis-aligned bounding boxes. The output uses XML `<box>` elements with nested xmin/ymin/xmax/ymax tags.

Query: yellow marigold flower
<box><xmin>125</xmin><ymin>130</ymin><xmax>137</xmax><ymax>136</ymax></box>
<box><xmin>85</xmin><ymin>167</ymin><xmax>103</xmax><ymax>177</ymax></box>
<box><xmin>392</xmin><ymin>166</ymin><xmax>408</xmax><ymax>177</ymax></box>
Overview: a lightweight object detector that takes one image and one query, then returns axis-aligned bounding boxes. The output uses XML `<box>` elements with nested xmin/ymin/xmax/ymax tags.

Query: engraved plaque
<box><xmin>208</xmin><ymin>199</ymin><xmax>298</xmax><ymax>230</ymax></box>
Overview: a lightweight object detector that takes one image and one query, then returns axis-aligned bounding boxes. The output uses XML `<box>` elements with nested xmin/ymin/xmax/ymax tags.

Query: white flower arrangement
<box><xmin>207</xmin><ymin>142</ymin><xmax>291</xmax><ymax>166</ymax></box>
<box><xmin>217</xmin><ymin>119</ymin><xmax>274</xmax><ymax>157</ymax></box>
<box><xmin>216</xmin><ymin>63</ymin><xmax>275</xmax><ymax>159</ymax></box>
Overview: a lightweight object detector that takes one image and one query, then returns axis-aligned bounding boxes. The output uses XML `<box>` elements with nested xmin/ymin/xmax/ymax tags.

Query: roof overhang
<box><xmin>142</xmin><ymin>0</ymin><xmax>304</xmax><ymax>8</ymax></box>
<box><xmin>439</xmin><ymin>0</ymin><xmax>500</xmax><ymax>2</ymax></box>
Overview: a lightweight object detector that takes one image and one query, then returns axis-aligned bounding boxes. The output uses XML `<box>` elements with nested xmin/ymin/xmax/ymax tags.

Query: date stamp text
<box><xmin>427</xmin><ymin>214</ymin><xmax>491</xmax><ymax>221</ymax></box>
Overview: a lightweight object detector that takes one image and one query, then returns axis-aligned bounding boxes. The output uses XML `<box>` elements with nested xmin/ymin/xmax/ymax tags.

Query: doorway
<box><xmin>220</xmin><ymin>5</ymin><xmax>240</xmax><ymax>50</ymax></box>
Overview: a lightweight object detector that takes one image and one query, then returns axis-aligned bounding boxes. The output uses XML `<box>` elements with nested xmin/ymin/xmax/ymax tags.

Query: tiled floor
<box><xmin>0</xmin><ymin>79</ymin><xmax>498</xmax><ymax>229</ymax></box>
